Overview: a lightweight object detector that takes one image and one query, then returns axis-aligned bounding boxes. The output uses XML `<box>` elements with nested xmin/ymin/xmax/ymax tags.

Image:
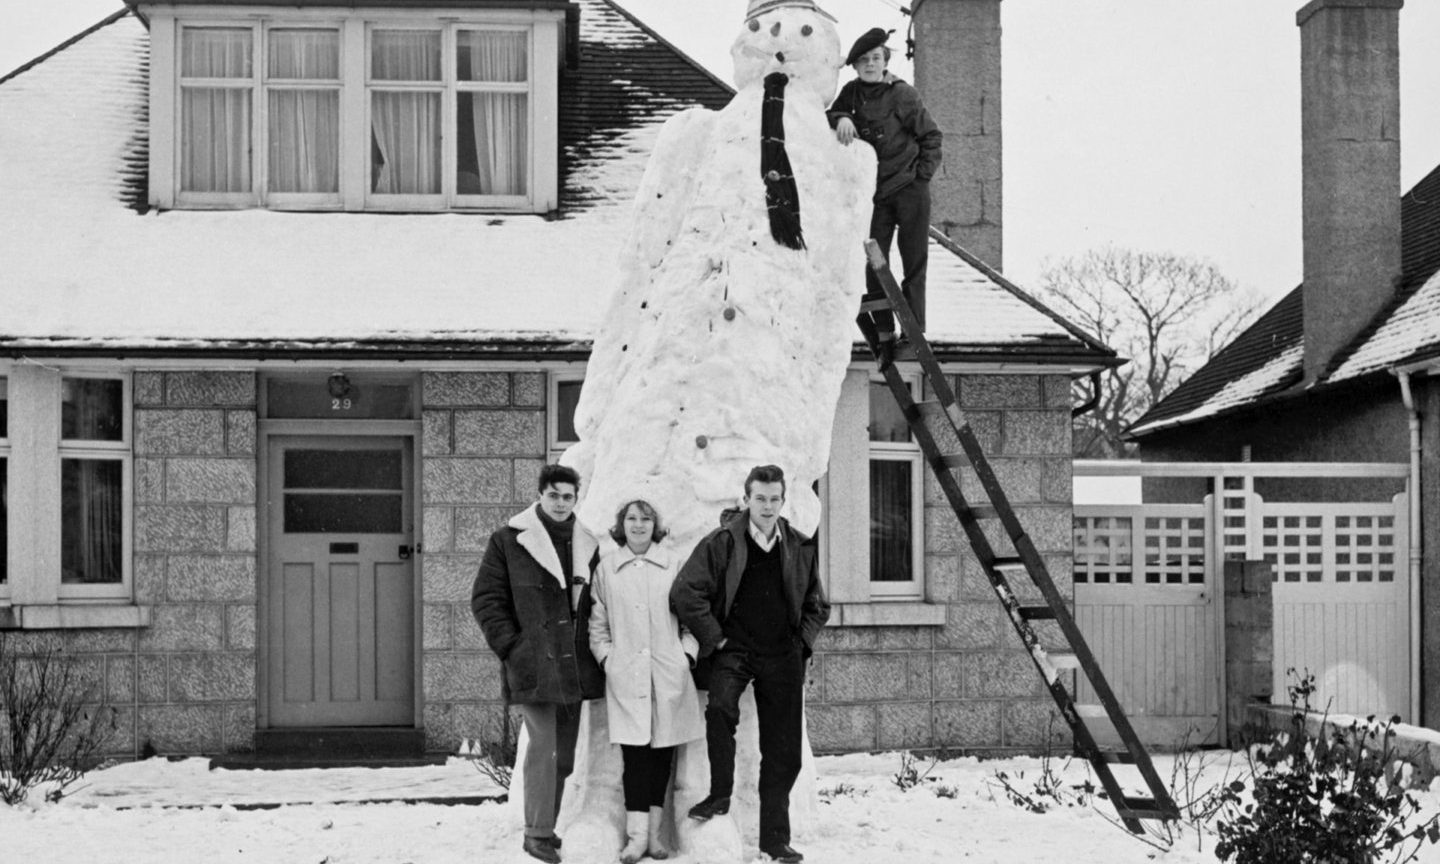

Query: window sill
<box><xmin>832</xmin><ymin>602</ymin><xmax>947</xmax><ymax>627</ymax></box>
<box><xmin>0</xmin><ymin>604</ymin><xmax>152</xmax><ymax>630</ymax></box>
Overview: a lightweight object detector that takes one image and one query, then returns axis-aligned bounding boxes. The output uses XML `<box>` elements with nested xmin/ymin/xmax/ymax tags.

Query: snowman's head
<box><xmin>731</xmin><ymin>1</ymin><xmax>843</xmax><ymax>103</ymax></box>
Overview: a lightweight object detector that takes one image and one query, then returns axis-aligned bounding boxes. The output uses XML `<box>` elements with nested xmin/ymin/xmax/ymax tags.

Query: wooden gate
<box><xmin>1073</xmin><ymin>503</ymin><xmax>1220</xmax><ymax>746</ymax></box>
<box><xmin>1260</xmin><ymin>496</ymin><xmax>1409</xmax><ymax>717</ymax></box>
<box><xmin>1074</xmin><ymin>461</ymin><xmax>1412</xmax><ymax>744</ymax></box>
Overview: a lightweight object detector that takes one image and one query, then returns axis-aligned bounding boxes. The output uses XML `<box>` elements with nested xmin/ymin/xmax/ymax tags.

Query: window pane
<box><xmin>61</xmin><ymin>459</ymin><xmax>123</xmax><ymax>584</ymax></box>
<box><xmin>371</xmin><ymin>30</ymin><xmax>440</xmax><ymax>81</ymax></box>
<box><xmin>182</xmin><ymin>28</ymin><xmax>253</xmax><ymax>78</ymax></box>
<box><xmin>268</xmin><ymin>29</ymin><xmax>339</xmax><ymax>79</ymax></box>
<box><xmin>457</xmin><ymin>92</ymin><xmax>528</xmax><ymax>195</ymax></box>
<box><xmin>869</xmin><ymin>382</ymin><xmax>910</xmax><ymax>442</ymax></box>
<box><xmin>1</xmin><ymin>456</ymin><xmax>7</xmax><ymax>585</ymax></box>
<box><xmin>269</xmin><ymin>90</ymin><xmax>339</xmax><ymax>193</ymax></box>
<box><xmin>284</xmin><ymin>450</ymin><xmax>403</xmax><ymax>491</ymax></box>
<box><xmin>62</xmin><ymin>378</ymin><xmax>124</xmax><ymax>441</ymax></box>
<box><xmin>457</xmin><ymin>30</ymin><xmax>527</xmax><ymax>82</ymax></box>
<box><xmin>556</xmin><ymin>380</ymin><xmax>583</xmax><ymax>443</ymax></box>
<box><xmin>371</xmin><ymin>91</ymin><xmax>441</xmax><ymax>194</ymax></box>
<box><xmin>182</xmin><ymin>88</ymin><xmax>253</xmax><ymax>192</ymax></box>
<box><xmin>285</xmin><ymin>493</ymin><xmax>403</xmax><ymax>533</ymax></box>
<box><xmin>265</xmin><ymin>377</ymin><xmax>416</xmax><ymax>419</ymax></box>
<box><xmin>870</xmin><ymin>460</ymin><xmax>913</xmax><ymax>582</ymax></box>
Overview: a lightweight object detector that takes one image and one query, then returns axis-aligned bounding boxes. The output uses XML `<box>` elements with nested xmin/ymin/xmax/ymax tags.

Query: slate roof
<box><xmin>1129</xmin><ymin>162</ymin><xmax>1440</xmax><ymax>438</ymax></box>
<box><xmin>0</xmin><ymin>2</ymin><xmax>1113</xmax><ymax>364</ymax></box>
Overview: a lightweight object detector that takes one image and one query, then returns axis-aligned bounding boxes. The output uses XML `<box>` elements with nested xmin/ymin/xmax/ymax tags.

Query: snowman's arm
<box><xmin>629</xmin><ymin>106</ymin><xmax>718</xmax><ymax>268</ymax></box>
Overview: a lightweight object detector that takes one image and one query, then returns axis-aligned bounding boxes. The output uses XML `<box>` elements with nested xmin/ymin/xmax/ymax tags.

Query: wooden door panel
<box><xmin>267</xmin><ymin>436</ymin><xmax>414</xmax><ymax>727</ymax></box>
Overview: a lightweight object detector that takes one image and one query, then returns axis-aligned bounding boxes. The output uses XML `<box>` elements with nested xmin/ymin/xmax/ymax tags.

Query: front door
<box><xmin>266</xmin><ymin>436</ymin><xmax>414</xmax><ymax>726</ymax></box>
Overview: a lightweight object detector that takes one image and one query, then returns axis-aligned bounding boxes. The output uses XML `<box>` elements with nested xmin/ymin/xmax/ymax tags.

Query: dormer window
<box><xmin>146</xmin><ymin>5</ymin><xmax>563</xmax><ymax>213</ymax></box>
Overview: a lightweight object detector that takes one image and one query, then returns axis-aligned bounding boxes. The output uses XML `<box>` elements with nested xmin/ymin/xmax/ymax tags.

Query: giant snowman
<box><xmin>513</xmin><ymin>2</ymin><xmax>875</xmax><ymax>862</ymax></box>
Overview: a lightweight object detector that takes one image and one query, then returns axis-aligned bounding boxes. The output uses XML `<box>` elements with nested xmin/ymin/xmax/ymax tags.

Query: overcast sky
<box><xmin>4</xmin><ymin>0</ymin><xmax>1439</xmax><ymax>304</ymax></box>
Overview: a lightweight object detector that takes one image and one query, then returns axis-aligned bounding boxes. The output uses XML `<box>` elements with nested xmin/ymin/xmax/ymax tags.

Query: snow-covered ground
<box><xmin>8</xmin><ymin>749</ymin><xmax>1440</xmax><ymax>863</ymax></box>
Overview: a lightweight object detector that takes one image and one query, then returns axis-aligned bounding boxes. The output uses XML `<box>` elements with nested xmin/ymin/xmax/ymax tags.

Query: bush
<box><xmin>0</xmin><ymin>633</ymin><xmax>117</xmax><ymax>805</ymax></box>
<box><xmin>1214</xmin><ymin>671</ymin><xmax>1440</xmax><ymax>864</ymax></box>
<box><xmin>463</xmin><ymin>709</ymin><xmax>519</xmax><ymax>791</ymax></box>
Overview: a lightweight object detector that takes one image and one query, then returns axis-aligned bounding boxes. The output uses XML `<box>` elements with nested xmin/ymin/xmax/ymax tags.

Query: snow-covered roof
<box><xmin>0</xmin><ymin>5</ymin><xmax>1108</xmax><ymax>363</ymax></box>
<box><xmin>1129</xmin><ymin>161</ymin><xmax>1440</xmax><ymax>438</ymax></box>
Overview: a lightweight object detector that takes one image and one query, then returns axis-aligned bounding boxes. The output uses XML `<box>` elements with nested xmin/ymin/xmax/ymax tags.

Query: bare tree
<box><xmin>1036</xmin><ymin>248</ymin><xmax>1261</xmax><ymax>458</ymax></box>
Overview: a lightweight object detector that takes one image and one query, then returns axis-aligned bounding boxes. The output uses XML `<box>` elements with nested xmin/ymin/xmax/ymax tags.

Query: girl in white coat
<box><xmin>589</xmin><ymin>500</ymin><xmax>705</xmax><ymax>863</ymax></box>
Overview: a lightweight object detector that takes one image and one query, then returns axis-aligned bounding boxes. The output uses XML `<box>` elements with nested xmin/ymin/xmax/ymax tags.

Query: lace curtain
<box><xmin>181</xmin><ymin>28</ymin><xmax>252</xmax><ymax>193</ymax></box>
<box><xmin>371</xmin><ymin>30</ymin><xmax>441</xmax><ymax>195</ymax></box>
<box><xmin>268</xmin><ymin>29</ymin><xmax>340</xmax><ymax>194</ymax></box>
<box><xmin>457</xmin><ymin>30</ymin><xmax>527</xmax><ymax>195</ymax></box>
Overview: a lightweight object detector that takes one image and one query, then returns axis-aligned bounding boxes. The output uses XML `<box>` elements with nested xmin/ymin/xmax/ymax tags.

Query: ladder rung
<box><xmin>933</xmin><ymin>453</ymin><xmax>968</xmax><ymax>470</ymax></box>
<box><xmin>859</xmin><ymin>297</ymin><xmax>893</xmax><ymax>313</ymax></box>
<box><xmin>991</xmin><ymin>556</ymin><xmax>1026</xmax><ymax>572</ymax></box>
<box><xmin>910</xmin><ymin>399</ymin><xmax>946</xmax><ymax>420</ymax></box>
<box><xmin>1093</xmin><ymin>749</ymin><xmax>1137</xmax><ymax>765</ymax></box>
<box><xmin>966</xmin><ymin>503</ymin><xmax>999</xmax><ymax>520</ymax></box>
<box><xmin>1044</xmin><ymin>652</ymin><xmax>1080</xmax><ymax>670</ymax></box>
<box><xmin>1075</xmin><ymin>704</ymin><xmax>1108</xmax><ymax>719</ymax></box>
<box><xmin>1016</xmin><ymin>605</ymin><xmax>1057</xmax><ymax>620</ymax></box>
<box><xmin>1117</xmin><ymin>797</ymin><xmax>1174</xmax><ymax>820</ymax></box>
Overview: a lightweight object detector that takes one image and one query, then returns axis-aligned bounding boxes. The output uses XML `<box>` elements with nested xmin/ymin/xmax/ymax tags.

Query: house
<box><xmin>1128</xmin><ymin>0</ymin><xmax>1440</xmax><ymax>726</ymax></box>
<box><xmin>0</xmin><ymin>0</ymin><xmax>1115</xmax><ymax>759</ymax></box>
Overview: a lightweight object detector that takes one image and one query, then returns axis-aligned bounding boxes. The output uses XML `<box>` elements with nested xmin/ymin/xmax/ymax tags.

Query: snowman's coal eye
<box><xmin>801</xmin><ymin>25</ymin><xmax>813</xmax><ymax>36</ymax></box>
<box><xmin>749</xmin><ymin>19</ymin><xmax>760</xmax><ymax>32</ymax></box>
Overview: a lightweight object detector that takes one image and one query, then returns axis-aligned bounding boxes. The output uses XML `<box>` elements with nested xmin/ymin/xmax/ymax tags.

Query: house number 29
<box><xmin>331</xmin><ymin>398</ymin><xmax>353</xmax><ymax>411</ymax></box>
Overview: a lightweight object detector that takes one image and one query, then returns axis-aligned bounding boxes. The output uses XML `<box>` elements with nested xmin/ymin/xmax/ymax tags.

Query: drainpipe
<box><xmin>1072</xmin><ymin>371</ymin><xmax>1102</xmax><ymax>418</ymax></box>
<box><xmin>1397</xmin><ymin>368</ymin><xmax>1422</xmax><ymax>723</ymax></box>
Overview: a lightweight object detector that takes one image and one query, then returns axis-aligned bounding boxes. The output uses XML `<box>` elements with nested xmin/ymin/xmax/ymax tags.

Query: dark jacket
<box><xmin>471</xmin><ymin>504</ymin><xmax>605</xmax><ymax>705</ymax></box>
<box><xmin>670</xmin><ymin>511</ymin><xmax>830</xmax><ymax>666</ymax></box>
<box><xmin>827</xmin><ymin>73</ymin><xmax>943</xmax><ymax>200</ymax></box>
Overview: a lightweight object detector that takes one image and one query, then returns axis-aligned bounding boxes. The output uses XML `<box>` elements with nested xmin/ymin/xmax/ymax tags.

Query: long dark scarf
<box><xmin>761</xmin><ymin>72</ymin><xmax>805</xmax><ymax>250</ymax></box>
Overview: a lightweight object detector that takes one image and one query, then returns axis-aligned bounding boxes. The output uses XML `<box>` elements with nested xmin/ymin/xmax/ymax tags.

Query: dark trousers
<box><xmin>704</xmin><ymin>645</ymin><xmax>805</xmax><ymax>848</ymax></box>
<box><xmin>863</xmin><ymin>179</ymin><xmax>932</xmax><ymax>334</ymax></box>
<box><xmin>621</xmin><ymin>744</ymin><xmax>675</xmax><ymax>811</ymax></box>
<box><xmin>515</xmin><ymin>702</ymin><xmax>582</xmax><ymax>838</ymax></box>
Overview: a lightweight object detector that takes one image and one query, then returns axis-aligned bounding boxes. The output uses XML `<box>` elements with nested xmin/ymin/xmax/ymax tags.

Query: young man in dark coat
<box><xmin>472</xmin><ymin>464</ymin><xmax>605</xmax><ymax>864</ymax></box>
<box><xmin>671</xmin><ymin>464</ymin><xmax>830</xmax><ymax>864</ymax></box>
<box><xmin>828</xmin><ymin>27</ymin><xmax>943</xmax><ymax>363</ymax></box>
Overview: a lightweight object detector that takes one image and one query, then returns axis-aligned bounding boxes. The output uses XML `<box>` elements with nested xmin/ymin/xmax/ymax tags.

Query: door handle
<box><xmin>399</xmin><ymin>545</ymin><xmax>412</xmax><ymax>560</ymax></box>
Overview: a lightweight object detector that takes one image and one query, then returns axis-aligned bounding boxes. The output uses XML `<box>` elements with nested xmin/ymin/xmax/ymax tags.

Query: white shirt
<box><xmin>748</xmin><ymin>519</ymin><xmax>782</xmax><ymax>553</ymax></box>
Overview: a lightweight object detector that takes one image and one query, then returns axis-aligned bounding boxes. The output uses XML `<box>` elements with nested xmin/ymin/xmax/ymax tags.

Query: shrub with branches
<box><xmin>463</xmin><ymin>708</ymin><xmax>519</xmax><ymax>791</ymax></box>
<box><xmin>0</xmin><ymin>633</ymin><xmax>117</xmax><ymax>804</ymax></box>
<box><xmin>1214</xmin><ymin>671</ymin><xmax>1440</xmax><ymax>864</ymax></box>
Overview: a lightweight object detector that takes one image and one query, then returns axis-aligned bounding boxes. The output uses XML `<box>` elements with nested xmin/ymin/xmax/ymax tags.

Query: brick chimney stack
<box><xmin>912</xmin><ymin>0</ymin><xmax>1003</xmax><ymax>269</ymax></box>
<box><xmin>1297</xmin><ymin>0</ymin><xmax>1403</xmax><ymax>383</ymax></box>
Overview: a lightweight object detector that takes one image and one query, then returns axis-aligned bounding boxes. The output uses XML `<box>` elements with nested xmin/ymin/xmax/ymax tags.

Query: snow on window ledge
<box><xmin>0</xmin><ymin>603</ymin><xmax>152</xmax><ymax>630</ymax></box>
<box><xmin>831</xmin><ymin>602</ymin><xmax>946</xmax><ymax>628</ymax></box>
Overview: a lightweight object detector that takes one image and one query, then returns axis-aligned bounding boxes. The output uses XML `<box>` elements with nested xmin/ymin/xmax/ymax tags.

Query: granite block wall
<box><xmin>420</xmin><ymin>371</ymin><xmax>547</xmax><ymax>752</ymax></box>
<box><xmin>809</xmin><ymin>373</ymin><xmax>1075</xmax><ymax>755</ymax></box>
<box><xmin>23</xmin><ymin>371</ymin><xmax>259</xmax><ymax>759</ymax></box>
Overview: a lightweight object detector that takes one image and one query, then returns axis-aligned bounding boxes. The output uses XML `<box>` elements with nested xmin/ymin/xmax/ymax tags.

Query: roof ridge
<box><xmin>0</xmin><ymin>7</ymin><xmax>133</xmax><ymax>86</ymax></box>
<box><xmin>596</xmin><ymin>0</ymin><xmax>735</xmax><ymax>96</ymax></box>
<box><xmin>924</xmin><ymin>227</ymin><xmax>1118</xmax><ymax>358</ymax></box>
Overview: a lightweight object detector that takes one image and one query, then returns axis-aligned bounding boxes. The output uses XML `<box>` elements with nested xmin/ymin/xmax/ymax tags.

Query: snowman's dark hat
<box><xmin>744</xmin><ymin>0</ymin><xmax>837</xmax><ymax>23</ymax></box>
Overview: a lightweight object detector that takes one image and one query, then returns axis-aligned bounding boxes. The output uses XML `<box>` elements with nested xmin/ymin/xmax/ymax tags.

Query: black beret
<box><xmin>846</xmin><ymin>27</ymin><xmax>892</xmax><ymax>66</ymax></box>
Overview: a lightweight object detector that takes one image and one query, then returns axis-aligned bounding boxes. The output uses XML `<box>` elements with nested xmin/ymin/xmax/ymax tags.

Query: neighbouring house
<box><xmin>0</xmin><ymin>0</ymin><xmax>1116</xmax><ymax>760</ymax></box>
<box><xmin>1127</xmin><ymin>0</ymin><xmax>1440</xmax><ymax>726</ymax></box>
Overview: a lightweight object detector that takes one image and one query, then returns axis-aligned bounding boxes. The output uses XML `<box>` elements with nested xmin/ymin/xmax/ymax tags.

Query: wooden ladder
<box><xmin>855</xmin><ymin>239</ymin><xmax>1178</xmax><ymax>833</ymax></box>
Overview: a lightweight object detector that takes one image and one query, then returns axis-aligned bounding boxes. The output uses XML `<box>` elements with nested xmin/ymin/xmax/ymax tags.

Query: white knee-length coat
<box><xmin>589</xmin><ymin>544</ymin><xmax>705</xmax><ymax>747</ymax></box>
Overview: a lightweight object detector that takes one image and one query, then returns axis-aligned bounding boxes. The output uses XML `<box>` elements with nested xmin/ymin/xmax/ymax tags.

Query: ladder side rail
<box><xmin>858</xmin><ymin>241</ymin><xmax>1176</xmax><ymax>826</ymax></box>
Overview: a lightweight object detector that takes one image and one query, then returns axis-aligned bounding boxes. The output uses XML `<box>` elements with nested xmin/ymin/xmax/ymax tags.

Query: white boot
<box><xmin>620</xmin><ymin>811</ymin><xmax>647</xmax><ymax>864</ymax></box>
<box><xmin>647</xmin><ymin>805</ymin><xmax>671</xmax><ymax>860</ymax></box>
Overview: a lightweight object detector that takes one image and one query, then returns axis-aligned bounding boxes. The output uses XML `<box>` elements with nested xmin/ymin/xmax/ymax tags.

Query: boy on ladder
<box><xmin>828</xmin><ymin>26</ymin><xmax>943</xmax><ymax>365</ymax></box>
